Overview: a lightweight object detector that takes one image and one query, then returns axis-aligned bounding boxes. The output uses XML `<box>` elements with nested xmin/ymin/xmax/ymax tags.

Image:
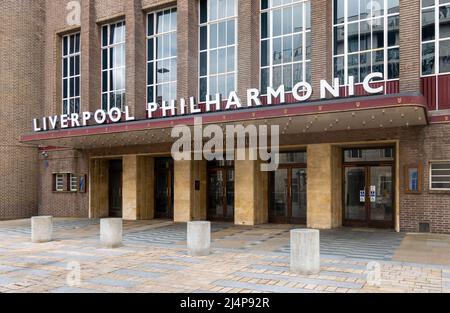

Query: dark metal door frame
<box><xmin>342</xmin><ymin>163</ymin><xmax>395</xmax><ymax>229</ymax></box>
<box><xmin>207</xmin><ymin>164</ymin><xmax>234</xmax><ymax>222</ymax></box>
<box><xmin>269</xmin><ymin>163</ymin><xmax>307</xmax><ymax>225</ymax></box>
<box><xmin>108</xmin><ymin>159</ymin><xmax>123</xmax><ymax>218</ymax></box>
<box><xmin>154</xmin><ymin>158</ymin><xmax>174</xmax><ymax>219</ymax></box>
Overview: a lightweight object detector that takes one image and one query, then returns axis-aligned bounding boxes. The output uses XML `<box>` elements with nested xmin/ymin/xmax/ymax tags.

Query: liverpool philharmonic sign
<box><xmin>32</xmin><ymin>73</ymin><xmax>385</xmax><ymax>132</ymax></box>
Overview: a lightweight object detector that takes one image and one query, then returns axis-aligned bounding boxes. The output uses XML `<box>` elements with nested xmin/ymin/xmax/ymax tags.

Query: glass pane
<box><xmin>293</xmin><ymin>34</ymin><xmax>302</xmax><ymax>62</ymax></box>
<box><xmin>345</xmin><ymin>167</ymin><xmax>366</xmax><ymax>220</ymax></box>
<box><xmin>218</xmin><ymin>48</ymin><xmax>226</xmax><ymax>73</ymax></box>
<box><xmin>372</xmin><ymin>18</ymin><xmax>384</xmax><ymax>49</ymax></box>
<box><xmin>360</xmin><ymin>52</ymin><xmax>371</xmax><ymax>82</ymax></box>
<box><xmin>271</xmin><ymin>169</ymin><xmax>288</xmax><ymax>218</ymax></box>
<box><xmin>334</xmin><ymin>25</ymin><xmax>345</xmax><ymax>55</ymax></box>
<box><xmin>273</xmin><ymin>37</ymin><xmax>282</xmax><ymax>65</ymax></box>
<box><xmin>370</xmin><ymin>167</ymin><xmax>393</xmax><ymax>222</ymax></box>
<box><xmin>348</xmin><ymin>0</ymin><xmax>359</xmax><ymax>22</ymax></box>
<box><xmin>208</xmin><ymin>171</ymin><xmax>224</xmax><ymax>218</ymax></box>
<box><xmin>283</xmin><ymin>65</ymin><xmax>292</xmax><ymax>91</ymax></box>
<box><xmin>372</xmin><ymin>50</ymin><xmax>384</xmax><ymax>76</ymax></box>
<box><xmin>200</xmin><ymin>51</ymin><xmax>207</xmax><ymax>76</ymax></box>
<box><xmin>334</xmin><ymin>0</ymin><xmax>345</xmax><ymax>24</ymax></box>
<box><xmin>261</xmin><ymin>12</ymin><xmax>269</xmax><ymax>39</ymax></box>
<box><xmin>200</xmin><ymin>0</ymin><xmax>208</xmax><ymax>24</ymax></box>
<box><xmin>273</xmin><ymin>65</ymin><xmax>282</xmax><ymax>88</ymax></box>
<box><xmin>360</xmin><ymin>20</ymin><xmax>371</xmax><ymax>51</ymax></box>
<box><xmin>439</xmin><ymin>40</ymin><xmax>450</xmax><ymax>73</ymax></box>
<box><xmin>293</xmin><ymin>4</ymin><xmax>303</xmax><ymax>32</ymax></box>
<box><xmin>422</xmin><ymin>42</ymin><xmax>435</xmax><ymax>75</ymax></box>
<box><xmin>334</xmin><ymin>56</ymin><xmax>345</xmax><ymax>84</ymax></box>
<box><xmin>261</xmin><ymin>68</ymin><xmax>269</xmax><ymax>94</ymax></box>
<box><xmin>283</xmin><ymin>36</ymin><xmax>292</xmax><ymax>63</ymax></box>
<box><xmin>422</xmin><ymin>8</ymin><xmax>435</xmax><ymax>41</ymax></box>
<box><xmin>388</xmin><ymin>48</ymin><xmax>399</xmax><ymax>79</ymax></box>
<box><xmin>148</xmin><ymin>14</ymin><xmax>154</xmax><ymax>37</ymax></box>
<box><xmin>440</xmin><ymin>5</ymin><xmax>450</xmax><ymax>38</ymax></box>
<box><xmin>210</xmin><ymin>23</ymin><xmax>218</xmax><ymax>49</ymax></box>
<box><xmin>226</xmin><ymin>169</ymin><xmax>234</xmax><ymax>219</ymax></box>
<box><xmin>422</xmin><ymin>0</ymin><xmax>435</xmax><ymax>7</ymax></box>
<box><xmin>278</xmin><ymin>152</ymin><xmax>307</xmax><ymax>164</ymax></box>
<box><xmin>388</xmin><ymin>0</ymin><xmax>399</xmax><ymax>14</ymax></box>
<box><xmin>227</xmin><ymin>20</ymin><xmax>235</xmax><ymax>45</ymax></box>
<box><xmin>408</xmin><ymin>168</ymin><xmax>419</xmax><ymax>192</ymax></box>
<box><xmin>291</xmin><ymin>168</ymin><xmax>307</xmax><ymax>220</ymax></box>
<box><xmin>227</xmin><ymin>46</ymin><xmax>235</xmax><ymax>72</ymax></box>
<box><xmin>283</xmin><ymin>7</ymin><xmax>293</xmax><ymax>35</ymax></box>
<box><xmin>348</xmin><ymin>53</ymin><xmax>359</xmax><ymax>82</ymax></box>
<box><xmin>218</xmin><ymin>21</ymin><xmax>226</xmax><ymax>47</ymax></box>
<box><xmin>388</xmin><ymin>15</ymin><xmax>399</xmax><ymax>46</ymax></box>
<box><xmin>261</xmin><ymin>40</ymin><xmax>269</xmax><ymax>67</ymax></box>
<box><xmin>200</xmin><ymin>26</ymin><xmax>207</xmax><ymax>51</ymax></box>
<box><xmin>293</xmin><ymin>62</ymin><xmax>302</xmax><ymax>84</ymax></box>
<box><xmin>348</xmin><ymin>22</ymin><xmax>359</xmax><ymax>53</ymax></box>
<box><xmin>344</xmin><ymin>148</ymin><xmax>394</xmax><ymax>162</ymax></box>
<box><xmin>273</xmin><ymin>9</ymin><xmax>282</xmax><ymax>37</ymax></box>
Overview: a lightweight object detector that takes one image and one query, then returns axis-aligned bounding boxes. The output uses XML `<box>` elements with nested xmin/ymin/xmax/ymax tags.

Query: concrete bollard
<box><xmin>100</xmin><ymin>218</ymin><xmax>123</xmax><ymax>248</ymax></box>
<box><xmin>31</xmin><ymin>216</ymin><xmax>53</xmax><ymax>243</ymax></box>
<box><xmin>187</xmin><ymin>221</ymin><xmax>211</xmax><ymax>256</ymax></box>
<box><xmin>290</xmin><ymin>229</ymin><xmax>320</xmax><ymax>275</ymax></box>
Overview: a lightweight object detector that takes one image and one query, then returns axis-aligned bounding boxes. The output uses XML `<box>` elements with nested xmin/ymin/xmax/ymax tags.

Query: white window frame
<box><xmin>260</xmin><ymin>0</ymin><xmax>312</xmax><ymax>95</ymax></box>
<box><xmin>147</xmin><ymin>7</ymin><xmax>178</xmax><ymax>105</ymax></box>
<box><xmin>421</xmin><ymin>0</ymin><xmax>450</xmax><ymax>77</ymax></box>
<box><xmin>70</xmin><ymin>174</ymin><xmax>78</xmax><ymax>192</ymax></box>
<box><xmin>420</xmin><ymin>0</ymin><xmax>450</xmax><ymax>111</ymax></box>
<box><xmin>101</xmin><ymin>21</ymin><xmax>126</xmax><ymax>112</ymax></box>
<box><xmin>55</xmin><ymin>174</ymin><xmax>65</xmax><ymax>192</ymax></box>
<box><xmin>332</xmin><ymin>0</ymin><xmax>400</xmax><ymax>86</ymax></box>
<box><xmin>198</xmin><ymin>0</ymin><xmax>238</xmax><ymax>102</ymax></box>
<box><xmin>62</xmin><ymin>32</ymin><xmax>81</xmax><ymax>115</ymax></box>
<box><xmin>429</xmin><ymin>161</ymin><xmax>450</xmax><ymax>191</ymax></box>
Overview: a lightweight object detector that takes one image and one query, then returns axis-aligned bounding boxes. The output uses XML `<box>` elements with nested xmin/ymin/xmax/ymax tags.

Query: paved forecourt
<box><xmin>0</xmin><ymin>219</ymin><xmax>449</xmax><ymax>293</ymax></box>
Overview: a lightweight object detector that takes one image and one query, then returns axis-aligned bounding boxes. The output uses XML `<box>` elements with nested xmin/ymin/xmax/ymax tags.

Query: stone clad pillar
<box><xmin>122</xmin><ymin>155</ymin><xmax>154</xmax><ymax>220</ymax></box>
<box><xmin>307</xmin><ymin>144</ymin><xmax>342</xmax><ymax>229</ymax></box>
<box><xmin>174</xmin><ymin>160</ymin><xmax>195</xmax><ymax>222</ymax></box>
<box><xmin>235</xmin><ymin>150</ymin><xmax>268</xmax><ymax>226</ymax></box>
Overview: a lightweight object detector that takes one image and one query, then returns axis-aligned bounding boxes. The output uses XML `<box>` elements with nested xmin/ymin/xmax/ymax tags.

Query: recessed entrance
<box><xmin>343</xmin><ymin>148</ymin><xmax>395</xmax><ymax>229</ymax></box>
<box><xmin>269</xmin><ymin>152</ymin><xmax>307</xmax><ymax>224</ymax></box>
<box><xmin>108</xmin><ymin>159</ymin><xmax>123</xmax><ymax>218</ymax></box>
<box><xmin>207</xmin><ymin>161</ymin><xmax>235</xmax><ymax>222</ymax></box>
<box><xmin>155</xmin><ymin>158</ymin><xmax>174</xmax><ymax>219</ymax></box>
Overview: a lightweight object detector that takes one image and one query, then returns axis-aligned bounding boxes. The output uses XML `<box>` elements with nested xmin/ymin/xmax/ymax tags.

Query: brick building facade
<box><xmin>2</xmin><ymin>0</ymin><xmax>450</xmax><ymax>233</ymax></box>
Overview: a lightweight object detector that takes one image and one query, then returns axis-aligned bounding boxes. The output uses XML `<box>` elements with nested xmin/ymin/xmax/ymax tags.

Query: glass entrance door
<box><xmin>207</xmin><ymin>162</ymin><xmax>234</xmax><ymax>221</ymax></box>
<box><xmin>155</xmin><ymin>158</ymin><xmax>174</xmax><ymax>219</ymax></box>
<box><xmin>270</xmin><ymin>167</ymin><xmax>307</xmax><ymax>224</ymax></box>
<box><xmin>344</xmin><ymin>165</ymin><xmax>394</xmax><ymax>228</ymax></box>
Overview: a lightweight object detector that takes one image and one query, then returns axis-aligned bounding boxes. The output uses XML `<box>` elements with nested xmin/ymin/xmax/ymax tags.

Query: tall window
<box><xmin>102</xmin><ymin>21</ymin><xmax>126</xmax><ymax>111</ymax></box>
<box><xmin>147</xmin><ymin>8</ymin><xmax>177</xmax><ymax>105</ymax></box>
<box><xmin>333</xmin><ymin>0</ymin><xmax>400</xmax><ymax>85</ymax></box>
<box><xmin>199</xmin><ymin>0</ymin><xmax>237</xmax><ymax>102</ymax></box>
<box><xmin>260</xmin><ymin>0</ymin><xmax>311</xmax><ymax>95</ymax></box>
<box><xmin>421</xmin><ymin>0</ymin><xmax>450</xmax><ymax>75</ymax></box>
<box><xmin>62</xmin><ymin>33</ymin><xmax>81</xmax><ymax>115</ymax></box>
